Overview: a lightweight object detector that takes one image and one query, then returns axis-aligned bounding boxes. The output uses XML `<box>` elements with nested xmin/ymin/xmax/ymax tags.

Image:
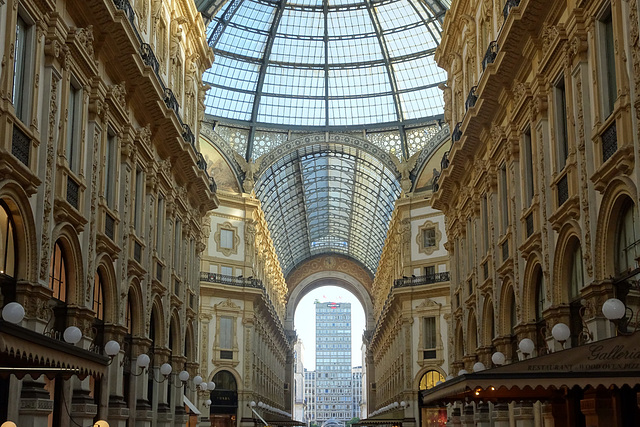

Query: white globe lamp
<box><xmin>2</xmin><ymin>302</ymin><xmax>25</xmax><ymax>324</ymax></box>
<box><xmin>179</xmin><ymin>370</ymin><xmax>190</xmax><ymax>382</ymax></box>
<box><xmin>491</xmin><ymin>351</ymin><xmax>506</xmax><ymax>366</ymax></box>
<box><xmin>136</xmin><ymin>353</ymin><xmax>150</xmax><ymax>368</ymax></box>
<box><xmin>518</xmin><ymin>338</ymin><xmax>535</xmax><ymax>356</ymax></box>
<box><xmin>473</xmin><ymin>362</ymin><xmax>486</xmax><ymax>372</ymax></box>
<box><xmin>104</xmin><ymin>340</ymin><xmax>121</xmax><ymax>357</ymax></box>
<box><xmin>63</xmin><ymin>326</ymin><xmax>83</xmax><ymax>344</ymax></box>
<box><xmin>159</xmin><ymin>363</ymin><xmax>172</xmax><ymax>376</ymax></box>
<box><xmin>551</xmin><ymin>323</ymin><xmax>571</xmax><ymax>343</ymax></box>
<box><xmin>602</xmin><ymin>298</ymin><xmax>626</xmax><ymax>320</ymax></box>
<box><xmin>193</xmin><ymin>375</ymin><xmax>203</xmax><ymax>386</ymax></box>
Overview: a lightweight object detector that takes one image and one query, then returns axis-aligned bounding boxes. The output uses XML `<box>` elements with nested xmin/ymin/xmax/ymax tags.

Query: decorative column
<box><xmin>474</xmin><ymin>402</ymin><xmax>490</xmax><ymax>427</ymax></box>
<box><xmin>580</xmin><ymin>389</ymin><xmax>616</xmax><ymax>427</ymax></box>
<box><xmin>513</xmin><ymin>401</ymin><xmax>535</xmax><ymax>427</ymax></box>
<box><xmin>461</xmin><ymin>403</ymin><xmax>474</xmax><ymax>427</ymax></box>
<box><xmin>18</xmin><ymin>381</ymin><xmax>53</xmax><ymax>427</ymax></box>
<box><xmin>447</xmin><ymin>406</ymin><xmax>461</xmax><ymax>426</ymax></box>
<box><xmin>492</xmin><ymin>403</ymin><xmax>510</xmax><ymax>427</ymax></box>
<box><xmin>541</xmin><ymin>401</ymin><xmax>568</xmax><ymax>427</ymax></box>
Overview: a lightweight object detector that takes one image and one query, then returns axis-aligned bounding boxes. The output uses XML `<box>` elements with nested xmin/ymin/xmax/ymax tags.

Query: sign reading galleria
<box><xmin>525</xmin><ymin>341</ymin><xmax>640</xmax><ymax>373</ymax></box>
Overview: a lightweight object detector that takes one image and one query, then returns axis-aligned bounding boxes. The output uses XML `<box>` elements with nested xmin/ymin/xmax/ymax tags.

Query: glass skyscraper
<box><xmin>315</xmin><ymin>301</ymin><xmax>353</xmax><ymax>424</ymax></box>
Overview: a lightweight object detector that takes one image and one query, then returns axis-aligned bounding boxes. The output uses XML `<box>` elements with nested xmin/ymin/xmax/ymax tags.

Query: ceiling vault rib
<box><xmin>363</xmin><ymin>0</ymin><xmax>409</xmax><ymax>160</ymax></box>
<box><xmin>246</xmin><ymin>0</ymin><xmax>289</xmax><ymax>160</ymax></box>
<box><xmin>207</xmin><ymin>0</ymin><xmax>246</xmax><ymax>46</ymax></box>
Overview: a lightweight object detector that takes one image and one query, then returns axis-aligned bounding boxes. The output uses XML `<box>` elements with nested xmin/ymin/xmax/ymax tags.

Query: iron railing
<box><xmin>465</xmin><ymin>86</ymin><xmax>478</xmax><ymax>111</ymax></box>
<box><xmin>557</xmin><ymin>174</ymin><xmax>569</xmax><ymax>206</ymax></box>
<box><xmin>482</xmin><ymin>41</ymin><xmax>498</xmax><ymax>71</ymax></box>
<box><xmin>66</xmin><ymin>177</ymin><xmax>80</xmax><ymax>209</ymax></box>
<box><xmin>12</xmin><ymin>125</ymin><xmax>30</xmax><ymax>166</ymax></box>
<box><xmin>602</xmin><ymin>121</ymin><xmax>618</xmax><ymax>163</ymax></box>
<box><xmin>503</xmin><ymin>0</ymin><xmax>521</xmax><ymax>22</ymax></box>
<box><xmin>451</xmin><ymin>122</ymin><xmax>462</xmax><ymax>143</ymax></box>
<box><xmin>394</xmin><ymin>272</ymin><xmax>450</xmax><ymax>287</ymax></box>
<box><xmin>200</xmin><ymin>272</ymin><xmax>263</xmax><ymax>289</ymax></box>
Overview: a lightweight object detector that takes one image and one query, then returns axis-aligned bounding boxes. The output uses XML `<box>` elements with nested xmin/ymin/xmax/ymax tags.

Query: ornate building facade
<box><xmin>363</xmin><ymin>190</ymin><xmax>452</xmax><ymax>427</ymax></box>
<box><xmin>198</xmin><ymin>186</ymin><xmax>294</xmax><ymax>427</ymax></box>
<box><xmin>429</xmin><ymin>0</ymin><xmax>640</xmax><ymax>424</ymax></box>
<box><xmin>0</xmin><ymin>0</ymin><xmax>217</xmax><ymax>426</ymax></box>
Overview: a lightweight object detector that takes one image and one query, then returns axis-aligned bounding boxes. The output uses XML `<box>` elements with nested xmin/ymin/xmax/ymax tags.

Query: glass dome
<box><xmin>198</xmin><ymin>0</ymin><xmax>450</xmax><ymax>129</ymax></box>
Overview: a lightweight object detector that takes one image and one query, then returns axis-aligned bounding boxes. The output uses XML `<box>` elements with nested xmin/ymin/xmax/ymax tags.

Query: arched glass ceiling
<box><xmin>254</xmin><ymin>143</ymin><xmax>401</xmax><ymax>275</ymax></box>
<box><xmin>200</xmin><ymin>0</ymin><xmax>450</xmax><ymax>129</ymax></box>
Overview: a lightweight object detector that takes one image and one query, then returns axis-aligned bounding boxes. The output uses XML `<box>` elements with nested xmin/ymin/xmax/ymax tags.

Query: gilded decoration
<box><xmin>416</xmin><ymin>220</ymin><xmax>442</xmax><ymax>256</ymax></box>
<box><xmin>286</xmin><ymin>254</ymin><xmax>373</xmax><ymax>292</ymax></box>
<box><xmin>214</xmin><ymin>221</ymin><xmax>240</xmax><ymax>257</ymax></box>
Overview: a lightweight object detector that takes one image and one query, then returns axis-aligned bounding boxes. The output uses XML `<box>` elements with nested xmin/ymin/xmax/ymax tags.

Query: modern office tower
<box><xmin>303</xmin><ymin>369</ymin><xmax>317</xmax><ymax>425</ymax></box>
<box><xmin>351</xmin><ymin>366</ymin><xmax>363</xmax><ymax>420</ymax></box>
<box><xmin>315</xmin><ymin>301</ymin><xmax>352</xmax><ymax>424</ymax></box>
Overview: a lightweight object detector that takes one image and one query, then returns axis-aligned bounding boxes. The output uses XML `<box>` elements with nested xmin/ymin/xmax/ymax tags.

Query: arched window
<box><xmin>125</xmin><ymin>294</ymin><xmax>133</xmax><ymax>334</ymax></box>
<box><xmin>0</xmin><ymin>201</ymin><xmax>16</xmax><ymax>278</ymax></box>
<box><xmin>213</xmin><ymin>370</ymin><xmax>237</xmax><ymax>391</ymax></box>
<box><xmin>419</xmin><ymin>370</ymin><xmax>445</xmax><ymax>391</ymax></box>
<box><xmin>93</xmin><ymin>271</ymin><xmax>104</xmax><ymax>321</ymax></box>
<box><xmin>535</xmin><ymin>267</ymin><xmax>545</xmax><ymax>322</ymax></box>
<box><xmin>569</xmin><ymin>243</ymin><xmax>583</xmax><ymax>301</ymax></box>
<box><xmin>509</xmin><ymin>290</ymin><xmax>517</xmax><ymax>334</ymax></box>
<box><xmin>49</xmin><ymin>241</ymin><xmax>67</xmax><ymax>302</ymax></box>
<box><xmin>616</xmin><ymin>201</ymin><xmax>640</xmax><ymax>275</ymax></box>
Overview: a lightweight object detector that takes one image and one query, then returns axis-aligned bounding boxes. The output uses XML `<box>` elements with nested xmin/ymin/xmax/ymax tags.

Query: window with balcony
<box><xmin>522</xmin><ymin>127</ymin><xmax>534</xmax><ymax>207</ymax></box>
<box><xmin>104</xmin><ymin>132</ymin><xmax>117</xmax><ymax>208</ymax></box>
<box><xmin>66</xmin><ymin>81</ymin><xmax>83</xmax><ymax>174</ymax></box>
<box><xmin>598</xmin><ymin>6</ymin><xmax>617</xmax><ymax>118</ymax></box>
<box><xmin>499</xmin><ymin>164</ymin><xmax>509</xmax><ymax>234</ymax></box>
<box><xmin>551</xmin><ymin>78</ymin><xmax>569</xmax><ymax>174</ymax></box>
<box><xmin>134</xmin><ymin>167</ymin><xmax>144</xmax><ymax>235</ymax></box>
<box><xmin>13</xmin><ymin>13</ymin><xmax>34</xmax><ymax>124</ymax></box>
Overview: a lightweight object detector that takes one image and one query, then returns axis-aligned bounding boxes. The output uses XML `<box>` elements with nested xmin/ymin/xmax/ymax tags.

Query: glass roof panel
<box><xmin>328</xmin><ymin>95</ymin><xmax>396</xmax><ymax>126</ymax></box>
<box><xmin>204</xmin><ymin>54</ymin><xmax>260</xmax><ymax>92</ymax></box>
<box><xmin>328</xmin><ymin>66</ymin><xmax>389</xmax><ymax>97</ymax></box>
<box><xmin>201</xmin><ymin>0</ymin><xmax>450</xmax><ymax>128</ymax></box>
<box><xmin>263</xmin><ymin>66</ymin><xmax>325</xmax><ymax>98</ymax></box>
<box><xmin>258</xmin><ymin>95</ymin><xmax>326</xmax><ymax>126</ymax></box>
<box><xmin>398</xmin><ymin>86</ymin><xmax>443</xmax><ymax>119</ymax></box>
<box><xmin>255</xmin><ymin>144</ymin><xmax>401</xmax><ymax>275</ymax></box>
<box><xmin>327</xmin><ymin>36</ymin><xmax>383</xmax><ymax>64</ymax></box>
<box><xmin>216</xmin><ymin>26</ymin><xmax>269</xmax><ymax>59</ymax></box>
<box><xmin>392</xmin><ymin>55</ymin><xmax>446</xmax><ymax>90</ymax></box>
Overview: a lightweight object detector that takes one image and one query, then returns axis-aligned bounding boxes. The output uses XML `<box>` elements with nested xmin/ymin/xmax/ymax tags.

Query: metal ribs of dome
<box><xmin>199</xmin><ymin>0</ymin><xmax>450</xmax><ymax>133</ymax></box>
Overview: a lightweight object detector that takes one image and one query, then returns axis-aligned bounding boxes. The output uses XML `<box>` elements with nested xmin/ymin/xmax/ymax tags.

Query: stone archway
<box><xmin>284</xmin><ymin>255</ymin><xmax>375</xmax><ymax>332</ymax></box>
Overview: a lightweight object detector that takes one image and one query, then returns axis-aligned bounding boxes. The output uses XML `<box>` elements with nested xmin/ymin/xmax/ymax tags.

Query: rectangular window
<box><xmin>174</xmin><ymin>218</ymin><xmax>182</xmax><ymax>270</ymax></box>
<box><xmin>220</xmin><ymin>229</ymin><xmax>234</xmax><ymax>249</ymax></box>
<box><xmin>156</xmin><ymin>195</ymin><xmax>164</xmax><ymax>253</ymax></box>
<box><xmin>599</xmin><ymin>7</ymin><xmax>617</xmax><ymax>118</ymax></box>
<box><xmin>134</xmin><ymin>168</ymin><xmax>144</xmax><ymax>233</ymax></box>
<box><xmin>13</xmin><ymin>14</ymin><xmax>34</xmax><ymax>123</ymax></box>
<box><xmin>499</xmin><ymin>164</ymin><xmax>509</xmax><ymax>234</ymax></box>
<box><xmin>424</xmin><ymin>265</ymin><xmax>435</xmax><ymax>278</ymax></box>
<box><xmin>423</xmin><ymin>228</ymin><xmax>436</xmax><ymax>248</ymax></box>
<box><xmin>467</xmin><ymin>219</ymin><xmax>474</xmax><ymax>268</ymax></box>
<box><xmin>423</xmin><ymin>317</ymin><xmax>436</xmax><ymax>349</ymax></box>
<box><xmin>66</xmin><ymin>83</ymin><xmax>82</xmax><ymax>173</ymax></box>
<box><xmin>219</xmin><ymin>316</ymin><xmax>233</xmax><ymax>349</ymax></box>
<box><xmin>553</xmin><ymin>77</ymin><xmax>569</xmax><ymax>171</ymax></box>
<box><xmin>482</xmin><ymin>195</ymin><xmax>489</xmax><ymax>253</ymax></box>
<box><xmin>523</xmin><ymin>127</ymin><xmax>534</xmax><ymax>206</ymax></box>
<box><xmin>220</xmin><ymin>265</ymin><xmax>233</xmax><ymax>276</ymax></box>
<box><xmin>104</xmin><ymin>132</ymin><xmax>117</xmax><ymax>207</ymax></box>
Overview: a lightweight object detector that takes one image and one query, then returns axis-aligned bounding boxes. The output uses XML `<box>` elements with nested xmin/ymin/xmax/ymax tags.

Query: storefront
<box><xmin>421</xmin><ymin>332</ymin><xmax>640</xmax><ymax>426</ymax></box>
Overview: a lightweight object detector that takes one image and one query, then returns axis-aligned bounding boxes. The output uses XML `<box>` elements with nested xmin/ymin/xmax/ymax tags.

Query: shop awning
<box><xmin>353</xmin><ymin>414</ymin><xmax>414</xmax><ymax>427</ymax></box>
<box><xmin>184</xmin><ymin>395</ymin><xmax>201</xmax><ymax>415</ymax></box>
<box><xmin>0</xmin><ymin>320</ymin><xmax>109</xmax><ymax>380</ymax></box>
<box><xmin>262</xmin><ymin>419</ymin><xmax>306</xmax><ymax>427</ymax></box>
<box><xmin>421</xmin><ymin>331</ymin><xmax>640</xmax><ymax>405</ymax></box>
